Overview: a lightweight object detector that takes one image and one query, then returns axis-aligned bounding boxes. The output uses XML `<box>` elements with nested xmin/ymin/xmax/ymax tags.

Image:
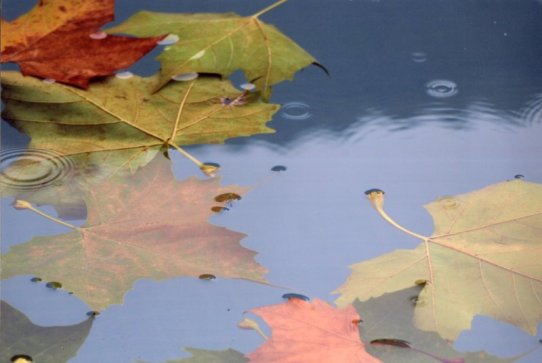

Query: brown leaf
<box><xmin>247</xmin><ymin>298</ymin><xmax>381</xmax><ymax>363</ymax></box>
<box><xmin>1</xmin><ymin>157</ymin><xmax>267</xmax><ymax>310</ymax></box>
<box><xmin>1</xmin><ymin>0</ymin><xmax>163</xmax><ymax>88</ymax></box>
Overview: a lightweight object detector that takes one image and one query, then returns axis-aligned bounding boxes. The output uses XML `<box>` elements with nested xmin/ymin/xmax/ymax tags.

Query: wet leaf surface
<box><xmin>1</xmin><ymin>157</ymin><xmax>267</xmax><ymax>310</ymax></box>
<box><xmin>1</xmin><ymin>71</ymin><xmax>279</xmax><ymax>159</ymax></box>
<box><xmin>0</xmin><ymin>0</ymin><xmax>163</xmax><ymax>88</ymax></box>
<box><xmin>247</xmin><ymin>298</ymin><xmax>382</xmax><ymax>362</ymax></box>
<box><xmin>0</xmin><ymin>300</ymin><xmax>94</xmax><ymax>363</ymax></box>
<box><xmin>355</xmin><ymin>286</ymin><xmax>516</xmax><ymax>363</ymax></box>
<box><xmin>336</xmin><ymin>180</ymin><xmax>542</xmax><ymax>340</ymax></box>
<box><xmin>106</xmin><ymin>3</ymin><xmax>317</xmax><ymax>96</ymax></box>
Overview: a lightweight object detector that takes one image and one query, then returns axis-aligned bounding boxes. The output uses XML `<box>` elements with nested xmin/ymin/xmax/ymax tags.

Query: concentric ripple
<box><xmin>0</xmin><ymin>148</ymin><xmax>74</xmax><ymax>190</ymax></box>
<box><xmin>281</xmin><ymin>102</ymin><xmax>312</xmax><ymax>120</ymax></box>
<box><xmin>425</xmin><ymin>79</ymin><xmax>458</xmax><ymax>98</ymax></box>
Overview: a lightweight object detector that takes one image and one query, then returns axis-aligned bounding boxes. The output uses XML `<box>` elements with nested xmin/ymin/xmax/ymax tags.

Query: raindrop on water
<box><xmin>271</xmin><ymin>165</ymin><xmax>287</xmax><ymax>172</ymax></box>
<box><xmin>282</xmin><ymin>293</ymin><xmax>310</xmax><ymax>301</ymax></box>
<box><xmin>172</xmin><ymin>72</ymin><xmax>199</xmax><ymax>82</ymax></box>
<box><xmin>281</xmin><ymin>102</ymin><xmax>312</xmax><ymax>120</ymax></box>
<box><xmin>157</xmin><ymin>34</ymin><xmax>179</xmax><ymax>45</ymax></box>
<box><xmin>411</xmin><ymin>51</ymin><xmax>427</xmax><ymax>63</ymax></box>
<box><xmin>115</xmin><ymin>71</ymin><xmax>133</xmax><ymax>79</ymax></box>
<box><xmin>426</xmin><ymin>80</ymin><xmax>458</xmax><ymax>98</ymax></box>
<box><xmin>0</xmin><ymin>148</ymin><xmax>74</xmax><ymax>191</ymax></box>
<box><xmin>89</xmin><ymin>31</ymin><xmax>107</xmax><ymax>40</ymax></box>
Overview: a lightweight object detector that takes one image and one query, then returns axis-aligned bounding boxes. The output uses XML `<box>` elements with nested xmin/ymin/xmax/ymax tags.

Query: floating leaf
<box><xmin>106</xmin><ymin>0</ymin><xmax>319</xmax><ymax>96</ymax></box>
<box><xmin>0</xmin><ymin>0</ymin><xmax>163</xmax><ymax>88</ymax></box>
<box><xmin>1</xmin><ymin>71</ymin><xmax>279</xmax><ymax>169</ymax></box>
<box><xmin>1</xmin><ymin>157</ymin><xmax>267</xmax><ymax>310</ymax></box>
<box><xmin>356</xmin><ymin>286</ymin><xmax>516</xmax><ymax>363</ymax></box>
<box><xmin>0</xmin><ymin>301</ymin><xmax>94</xmax><ymax>363</ymax></box>
<box><xmin>247</xmin><ymin>298</ymin><xmax>381</xmax><ymax>362</ymax></box>
<box><xmin>138</xmin><ymin>347</ymin><xmax>248</xmax><ymax>363</ymax></box>
<box><xmin>335</xmin><ymin>180</ymin><xmax>542</xmax><ymax>340</ymax></box>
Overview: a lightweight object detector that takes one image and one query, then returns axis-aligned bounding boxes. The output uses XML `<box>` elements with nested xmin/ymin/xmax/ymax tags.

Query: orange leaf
<box><xmin>247</xmin><ymin>298</ymin><xmax>382</xmax><ymax>363</ymax></box>
<box><xmin>0</xmin><ymin>0</ymin><xmax>164</xmax><ymax>88</ymax></box>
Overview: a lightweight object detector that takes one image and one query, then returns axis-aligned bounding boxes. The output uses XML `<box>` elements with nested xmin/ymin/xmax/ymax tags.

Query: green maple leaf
<box><xmin>106</xmin><ymin>0</ymin><xmax>319</xmax><ymax>97</ymax></box>
<box><xmin>0</xmin><ymin>301</ymin><xmax>94</xmax><ymax>363</ymax></box>
<box><xmin>1</xmin><ymin>71</ymin><xmax>279</xmax><ymax>171</ymax></box>
<box><xmin>1</xmin><ymin>157</ymin><xmax>267</xmax><ymax>311</ymax></box>
<box><xmin>356</xmin><ymin>286</ymin><xmax>518</xmax><ymax>363</ymax></box>
<box><xmin>335</xmin><ymin>180</ymin><xmax>542</xmax><ymax>340</ymax></box>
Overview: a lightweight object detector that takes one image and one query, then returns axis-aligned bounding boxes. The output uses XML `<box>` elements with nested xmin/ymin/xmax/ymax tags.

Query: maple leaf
<box><xmin>1</xmin><ymin>71</ymin><xmax>279</xmax><ymax>171</ymax></box>
<box><xmin>356</xmin><ymin>286</ymin><xmax>518</xmax><ymax>363</ymax></box>
<box><xmin>335</xmin><ymin>180</ymin><xmax>542</xmax><ymax>340</ymax></box>
<box><xmin>0</xmin><ymin>300</ymin><xmax>94</xmax><ymax>363</ymax></box>
<box><xmin>0</xmin><ymin>0</ymin><xmax>164</xmax><ymax>88</ymax></box>
<box><xmin>105</xmin><ymin>0</ymin><xmax>320</xmax><ymax>96</ymax></box>
<box><xmin>246</xmin><ymin>298</ymin><xmax>382</xmax><ymax>363</ymax></box>
<box><xmin>1</xmin><ymin>157</ymin><xmax>267</xmax><ymax>311</ymax></box>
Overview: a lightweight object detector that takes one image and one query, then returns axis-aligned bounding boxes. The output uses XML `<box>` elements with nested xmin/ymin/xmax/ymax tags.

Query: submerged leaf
<box><xmin>0</xmin><ymin>0</ymin><xmax>163</xmax><ymax>88</ymax></box>
<box><xmin>106</xmin><ymin>5</ymin><xmax>318</xmax><ymax>96</ymax></box>
<box><xmin>1</xmin><ymin>71</ymin><xmax>279</xmax><ymax>159</ymax></box>
<box><xmin>356</xmin><ymin>286</ymin><xmax>516</xmax><ymax>363</ymax></box>
<box><xmin>247</xmin><ymin>298</ymin><xmax>381</xmax><ymax>362</ymax></box>
<box><xmin>165</xmin><ymin>348</ymin><xmax>248</xmax><ymax>363</ymax></box>
<box><xmin>1</xmin><ymin>157</ymin><xmax>267</xmax><ymax>310</ymax></box>
<box><xmin>336</xmin><ymin>180</ymin><xmax>542</xmax><ymax>340</ymax></box>
<box><xmin>0</xmin><ymin>301</ymin><xmax>94</xmax><ymax>363</ymax></box>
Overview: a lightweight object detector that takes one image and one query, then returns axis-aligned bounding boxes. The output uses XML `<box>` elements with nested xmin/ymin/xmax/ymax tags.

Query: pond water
<box><xmin>1</xmin><ymin>0</ymin><xmax>542</xmax><ymax>362</ymax></box>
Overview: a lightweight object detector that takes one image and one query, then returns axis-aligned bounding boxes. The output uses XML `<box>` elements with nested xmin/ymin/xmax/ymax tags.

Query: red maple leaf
<box><xmin>1</xmin><ymin>0</ymin><xmax>164</xmax><ymax>88</ymax></box>
<box><xmin>247</xmin><ymin>298</ymin><xmax>382</xmax><ymax>363</ymax></box>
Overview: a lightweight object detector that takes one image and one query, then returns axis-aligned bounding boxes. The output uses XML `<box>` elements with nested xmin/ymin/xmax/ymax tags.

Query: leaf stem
<box><xmin>13</xmin><ymin>200</ymin><xmax>78</xmax><ymax>230</ymax></box>
<box><xmin>167</xmin><ymin>142</ymin><xmax>203</xmax><ymax>167</ymax></box>
<box><xmin>252</xmin><ymin>0</ymin><xmax>289</xmax><ymax>18</ymax></box>
<box><xmin>365</xmin><ymin>190</ymin><xmax>428</xmax><ymax>241</ymax></box>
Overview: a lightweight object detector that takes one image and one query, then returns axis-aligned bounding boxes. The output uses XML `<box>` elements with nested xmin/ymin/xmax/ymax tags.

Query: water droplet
<box><xmin>46</xmin><ymin>281</ymin><xmax>62</xmax><ymax>289</ymax></box>
<box><xmin>115</xmin><ymin>71</ymin><xmax>133</xmax><ymax>79</ymax></box>
<box><xmin>30</xmin><ymin>277</ymin><xmax>42</xmax><ymax>282</ymax></box>
<box><xmin>211</xmin><ymin>206</ymin><xmax>229</xmax><ymax>213</ymax></box>
<box><xmin>87</xmin><ymin>311</ymin><xmax>100</xmax><ymax>317</ymax></box>
<box><xmin>514</xmin><ymin>174</ymin><xmax>525</xmax><ymax>179</ymax></box>
<box><xmin>190</xmin><ymin>50</ymin><xmax>206</xmax><ymax>60</ymax></box>
<box><xmin>371</xmin><ymin>339</ymin><xmax>411</xmax><ymax>348</ymax></box>
<box><xmin>199</xmin><ymin>273</ymin><xmax>216</xmax><ymax>280</ymax></box>
<box><xmin>172</xmin><ymin>72</ymin><xmax>199</xmax><ymax>82</ymax></box>
<box><xmin>364</xmin><ymin>188</ymin><xmax>385</xmax><ymax>196</ymax></box>
<box><xmin>411</xmin><ymin>51</ymin><xmax>427</xmax><ymax>63</ymax></box>
<box><xmin>11</xmin><ymin>355</ymin><xmax>33</xmax><ymax>363</ymax></box>
<box><xmin>0</xmin><ymin>148</ymin><xmax>74</xmax><ymax>191</ymax></box>
<box><xmin>200</xmin><ymin>162</ymin><xmax>220</xmax><ymax>177</ymax></box>
<box><xmin>414</xmin><ymin>279</ymin><xmax>427</xmax><ymax>286</ymax></box>
<box><xmin>214</xmin><ymin>192</ymin><xmax>242</xmax><ymax>203</ymax></box>
<box><xmin>281</xmin><ymin>102</ymin><xmax>312</xmax><ymax>120</ymax></box>
<box><xmin>426</xmin><ymin>80</ymin><xmax>458</xmax><ymax>98</ymax></box>
<box><xmin>240</xmin><ymin>82</ymin><xmax>256</xmax><ymax>91</ymax></box>
<box><xmin>271</xmin><ymin>165</ymin><xmax>287</xmax><ymax>172</ymax></box>
<box><xmin>89</xmin><ymin>31</ymin><xmax>107</xmax><ymax>40</ymax></box>
<box><xmin>282</xmin><ymin>293</ymin><xmax>310</xmax><ymax>301</ymax></box>
<box><xmin>42</xmin><ymin>78</ymin><xmax>56</xmax><ymax>84</ymax></box>
<box><xmin>439</xmin><ymin>196</ymin><xmax>458</xmax><ymax>209</ymax></box>
<box><xmin>157</xmin><ymin>34</ymin><xmax>179</xmax><ymax>45</ymax></box>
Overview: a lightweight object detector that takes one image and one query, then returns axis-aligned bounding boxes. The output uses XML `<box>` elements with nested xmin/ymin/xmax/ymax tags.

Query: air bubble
<box><xmin>46</xmin><ymin>281</ymin><xmax>62</xmax><ymax>289</ymax></box>
<box><xmin>172</xmin><ymin>72</ymin><xmax>199</xmax><ymax>82</ymax></box>
<box><xmin>199</xmin><ymin>273</ymin><xmax>216</xmax><ymax>280</ymax></box>
<box><xmin>271</xmin><ymin>165</ymin><xmax>287</xmax><ymax>172</ymax></box>
<box><xmin>157</xmin><ymin>34</ymin><xmax>179</xmax><ymax>45</ymax></box>
<box><xmin>282</xmin><ymin>293</ymin><xmax>310</xmax><ymax>301</ymax></box>
<box><xmin>281</xmin><ymin>102</ymin><xmax>312</xmax><ymax>120</ymax></box>
<box><xmin>89</xmin><ymin>31</ymin><xmax>107</xmax><ymax>40</ymax></box>
<box><xmin>240</xmin><ymin>83</ymin><xmax>256</xmax><ymax>91</ymax></box>
<box><xmin>115</xmin><ymin>71</ymin><xmax>133</xmax><ymax>79</ymax></box>
<box><xmin>0</xmin><ymin>148</ymin><xmax>74</xmax><ymax>191</ymax></box>
<box><xmin>426</xmin><ymin>80</ymin><xmax>458</xmax><ymax>98</ymax></box>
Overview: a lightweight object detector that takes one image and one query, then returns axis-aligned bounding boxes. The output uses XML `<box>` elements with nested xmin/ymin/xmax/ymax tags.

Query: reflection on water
<box><xmin>0</xmin><ymin>148</ymin><xmax>74</xmax><ymax>191</ymax></box>
<box><xmin>411</xmin><ymin>51</ymin><xmax>427</xmax><ymax>63</ymax></box>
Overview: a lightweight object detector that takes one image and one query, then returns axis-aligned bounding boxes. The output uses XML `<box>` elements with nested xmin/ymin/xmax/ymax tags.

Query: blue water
<box><xmin>2</xmin><ymin>0</ymin><xmax>542</xmax><ymax>362</ymax></box>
